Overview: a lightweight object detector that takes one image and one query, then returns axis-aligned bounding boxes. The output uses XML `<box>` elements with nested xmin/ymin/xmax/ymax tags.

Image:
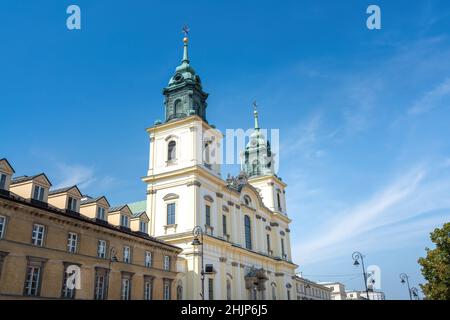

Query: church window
<box><xmin>167</xmin><ymin>203</ymin><xmax>176</xmax><ymax>225</ymax></box>
<box><xmin>205</xmin><ymin>205</ymin><xmax>211</xmax><ymax>226</ymax></box>
<box><xmin>272</xmin><ymin>283</ymin><xmax>277</xmax><ymax>300</ymax></box>
<box><xmin>244</xmin><ymin>195</ymin><xmax>251</xmax><ymax>206</ymax></box>
<box><xmin>168</xmin><ymin>141</ymin><xmax>176</xmax><ymax>161</ymax></box>
<box><xmin>174</xmin><ymin>99</ymin><xmax>182</xmax><ymax>114</ymax></box>
<box><xmin>222</xmin><ymin>215</ymin><xmax>227</xmax><ymax>237</ymax></box>
<box><xmin>277</xmin><ymin>192</ymin><xmax>282</xmax><ymax>211</ymax></box>
<box><xmin>208</xmin><ymin>278</ymin><xmax>214</xmax><ymax>300</ymax></box>
<box><xmin>226</xmin><ymin>279</ymin><xmax>231</xmax><ymax>300</ymax></box>
<box><xmin>244</xmin><ymin>215</ymin><xmax>252</xmax><ymax>250</ymax></box>
<box><xmin>281</xmin><ymin>238</ymin><xmax>286</xmax><ymax>259</ymax></box>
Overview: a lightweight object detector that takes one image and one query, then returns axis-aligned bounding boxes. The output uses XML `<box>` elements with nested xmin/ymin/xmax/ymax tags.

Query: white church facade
<box><xmin>131</xmin><ymin>34</ymin><xmax>298</xmax><ymax>300</ymax></box>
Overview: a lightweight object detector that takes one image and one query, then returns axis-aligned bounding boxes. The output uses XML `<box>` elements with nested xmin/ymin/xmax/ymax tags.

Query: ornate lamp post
<box><xmin>192</xmin><ymin>226</ymin><xmax>205</xmax><ymax>300</ymax></box>
<box><xmin>352</xmin><ymin>251</ymin><xmax>370</xmax><ymax>300</ymax></box>
<box><xmin>400</xmin><ymin>273</ymin><xmax>413</xmax><ymax>300</ymax></box>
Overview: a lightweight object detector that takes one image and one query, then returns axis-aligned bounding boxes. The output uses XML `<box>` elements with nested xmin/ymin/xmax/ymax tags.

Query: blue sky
<box><xmin>1</xmin><ymin>0</ymin><xmax>450</xmax><ymax>299</ymax></box>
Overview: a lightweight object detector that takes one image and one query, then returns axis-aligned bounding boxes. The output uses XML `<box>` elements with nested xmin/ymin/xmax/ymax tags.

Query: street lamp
<box><xmin>400</xmin><ymin>273</ymin><xmax>413</xmax><ymax>300</ymax></box>
<box><xmin>352</xmin><ymin>251</ymin><xmax>370</xmax><ymax>300</ymax></box>
<box><xmin>410</xmin><ymin>287</ymin><xmax>420</xmax><ymax>300</ymax></box>
<box><xmin>107</xmin><ymin>247</ymin><xmax>118</xmax><ymax>299</ymax></box>
<box><xmin>192</xmin><ymin>226</ymin><xmax>205</xmax><ymax>300</ymax></box>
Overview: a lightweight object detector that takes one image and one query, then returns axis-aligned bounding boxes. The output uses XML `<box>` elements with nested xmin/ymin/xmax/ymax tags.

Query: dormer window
<box><xmin>168</xmin><ymin>141</ymin><xmax>176</xmax><ymax>161</ymax></box>
<box><xmin>96</xmin><ymin>207</ymin><xmax>106</xmax><ymax>220</ymax></box>
<box><xmin>120</xmin><ymin>215</ymin><xmax>129</xmax><ymax>228</ymax></box>
<box><xmin>0</xmin><ymin>173</ymin><xmax>6</xmax><ymax>190</ymax></box>
<box><xmin>139</xmin><ymin>221</ymin><xmax>148</xmax><ymax>233</ymax></box>
<box><xmin>68</xmin><ymin>197</ymin><xmax>77</xmax><ymax>211</ymax></box>
<box><xmin>33</xmin><ymin>185</ymin><xmax>45</xmax><ymax>202</ymax></box>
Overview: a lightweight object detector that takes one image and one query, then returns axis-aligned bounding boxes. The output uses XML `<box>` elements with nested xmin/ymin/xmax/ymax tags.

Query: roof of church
<box><xmin>127</xmin><ymin>200</ymin><xmax>147</xmax><ymax>215</ymax></box>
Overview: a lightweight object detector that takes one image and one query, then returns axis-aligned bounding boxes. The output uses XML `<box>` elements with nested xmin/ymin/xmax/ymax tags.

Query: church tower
<box><xmin>163</xmin><ymin>34</ymin><xmax>209</xmax><ymax>123</ymax></box>
<box><xmin>242</xmin><ymin>106</ymin><xmax>288</xmax><ymax>217</ymax></box>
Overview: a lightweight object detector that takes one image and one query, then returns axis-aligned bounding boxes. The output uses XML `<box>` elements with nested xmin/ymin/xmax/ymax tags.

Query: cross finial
<box><xmin>182</xmin><ymin>25</ymin><xmax>190</xmax><ymax>37</ymax></box>
<box><xmin>253</xmin><ymin>100</ymin><xmax>260</xmax><ymax>129</ymax></box>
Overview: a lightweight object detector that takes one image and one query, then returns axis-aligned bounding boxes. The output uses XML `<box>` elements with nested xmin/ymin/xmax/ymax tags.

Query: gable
<box><xmin>0</xmin><ymin>159</ymin><xmax>15</xmax><ymax>174</ymax></box>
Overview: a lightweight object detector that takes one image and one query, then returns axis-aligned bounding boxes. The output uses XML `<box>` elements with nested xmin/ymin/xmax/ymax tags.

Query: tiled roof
<box><xmin>108</xmin><ymin>205</ymin><xmax>127</xmax><ymax>212</ymax></box>
<box><xmin>10</xmin><ymin>173</ymin><xmax>52</xmax><ymax>186</ymax></box>
<box><xmin>0</xmin><ymin>158</ymin><xmax>15</xmax><ymax>173</ymax></box>
<box><xmin>49</xmin><ymin>185</ymin><xmax>78</xmax><ymax>195</ymax></box>
<box><xmin>132</xmin><ymin>211</ymin><xmax>146</xmax><ymax>218</ymax></box>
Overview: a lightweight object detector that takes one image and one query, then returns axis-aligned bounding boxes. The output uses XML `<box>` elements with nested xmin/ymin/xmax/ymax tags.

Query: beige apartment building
<box><xmin>0</xmin><ymin>158</ymin><xmax>182</xmax><ymax>300</ymax></box>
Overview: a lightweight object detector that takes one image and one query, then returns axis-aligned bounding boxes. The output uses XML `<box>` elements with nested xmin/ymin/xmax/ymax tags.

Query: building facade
<box><xmin>0</xmin><ymin>158</ymin><xmax>181</xmax><ymax>300</ymax></box>
<box><xmin>136</xmin><ymin>34</ymin><xmax>298</xmax><ymax>300</ymax></box>
<box><xmin>320</xmin><ymin>282</ymin><xmax>348</xmax><ymax>300</ymax></box>
<box><xmin>294</xmin><ymin>276</ymin><xmax>332</xmax><ymax>300</ymax></box>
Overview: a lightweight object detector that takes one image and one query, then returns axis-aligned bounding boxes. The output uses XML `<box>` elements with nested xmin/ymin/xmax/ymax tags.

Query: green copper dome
<box><xmin>163</xmin><ymin>35</ymin><xmax>208</xmax><ymax>123</ymax></box>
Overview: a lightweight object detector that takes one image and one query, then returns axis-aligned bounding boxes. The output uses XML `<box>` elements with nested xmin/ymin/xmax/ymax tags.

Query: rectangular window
<box><xmin>123</xmin><ymin>246</ymin><xmax>131</xmax><ymax>263</ymax></box>
<box><xmin>62</xmin><ymin>265</ymin><xmax>76</xmax><ymax>299</ymax></box>
<box><xmin>281</xmin><ymin>238</ymin><xmax>286</xmax><ymax>258</ymax></box>
<box><xmin>0</xmin><ymin>216</ymin><xmax>6</xmax><ymax>239</ymax></box>
<box><xmin>67</xmin><ymin>232</ymin><xmax>78</xmax><ymax>253</ymax></box>
<box><xmin>33</xmin><ymin>185</ymin><xmax>45</xmax><ymax>201</ymax></box>
<box><xmin>67</xmin><ymin>197</ymin><xmax>77</xmax><ymax>211</ymax></box>
<box><xmin>267</xmin><ymin>234</ymin><xmax>271</xmax><ymax>254</ymax></box>
<box><xmin>287</xmin><ymin>289</ymin><xmax>291</xmax><ymax>300</ymax></box>
<box><xmin>205</xmin><ymin>205</ymin><xmax>211</xmax><ymax>226</ymax></box>
<box><xmin>31</xmin><ymin>224</ymin><xmax>45</xmax><ymax>246</ymax></box>
<box><xmin>97</xmin><ymin>240</ymin><xmax>107</xmax><ymax>258</ymax></box>
<box><xmin>121</xmin><ymin>278</ymin><xmax>131</xmax><ymax>300</ymax></box>
<box><xmin>139</xmin><ymin>221</ymin><xmax>147</xmax><ymax>233</ymax></box>
<box><xmin>96</xmin><ymin>207</ymin><xmax>106</xmax><ymax>220</ymax></box>
<box><xmin>144</xmin><ymin>279</ymin><xmax>153</xmax><ymax>300</ymax></box>
<box><xmin>163</xmin><ymin>255</ymin><xmax>170</xmax><ymax>271</ymax></box>
<box><xmin>94</xmin><ymin>269</ymin><xmax>108</xmax><ymax>300</ymax></box>
<box><xmin>24</xmin><ymin>264</ymin><xmax>42</xmax><ymax>296</ymax></box>
<box><xmin>145</xmin><ymin>251</ymin><xmax>152</xmax><ymax>268</ymax></box>
<box><xmin>222</xmin><ymin>215</ymin><xmax>227</xmax><ymax>237</ymax></box>
<box><xmin>120</xmin><ymin>215</ymin><xmax>129</xmax><ymax>228</ymax></box>
<box><xmin>0</xmin><ymin>174</ymin><xmax>6</xmax><ymax>190</ymax></box>
<box><xmin>167</xmin><ymin>203</ymin><xmax>175</xmax><ymax>225</ymax></box>
<box><xmin>208</xmin><ymin>278</ymin><xmax>214</xmax><ymax>300</ymax></box>
<box><xmin>163</xmin><ymin>280</ymin><xmax>171</xmax><ymax>300</ymax></box>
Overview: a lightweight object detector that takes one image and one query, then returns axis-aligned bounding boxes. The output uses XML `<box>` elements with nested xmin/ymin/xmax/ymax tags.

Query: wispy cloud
<box><xmin>408</xmin><ymin>78</ymin><xmax>450</xmax><ymax>115</ymax></box>
<box><xmin>294</xmin><ymin>164</ymin><xmax>450</xmax><ymax>266</ymax></box>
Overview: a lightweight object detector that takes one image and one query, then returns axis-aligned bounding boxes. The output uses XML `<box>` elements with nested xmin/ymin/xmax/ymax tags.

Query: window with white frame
<box><xmin>167</xmin><ymin>141</ymin><xmax>176</xmax><ymax>162</ymax></box>
<box><xmin>94</xmin><ymin>268</ymin><xmax>108</xmax><ymax>300</ymax></box>
<box><xmin>163</xmin><ymin>255</ymin><xmax>170</xmax><ymax>271</ymax></box>
<box><xmin>145</xmin><ymin>251</ymin><xmax>152</xmax><ymax>267</ymax></box>
<box><xmin>33</xmin><ymin>185</ymin><xmax>45</xmax><ymax>201</ymax></box>
<box><xmin>120</xmin><ymin>215</ymin><xmax>129</xmax><ymax>228</ymax></box>
<box><xmin>205</xmin><ymin>205</ymin><xmax>211</xmax><ymax>227</ymax></box>
<box><xmin>67</xmin><ymin>232</ymin><xmax>78</xmax><ymax>253</ymax></box>
<box><xmin>167</xmin><ymin>203</ymin><xmax>175</xmax><ymax>225</ymax></box>
<box><xmin>0</xmin><ymin>215</ymin><xmax>6</xmax><ymax>239</ymax></box>
<box><xmin>0</xmin><ymin>173</ymin><xmax>6</xmax><ymax>190</ymax></box>
<box><xmin>144</xmin><ymin>278</ymin><xmax>153</xmax><ymax>300</ymax></box>
<box><xmin>121</xmin><ymin>277</ymin><xmax>131</xmax><ymax>300</ymax></box>
<box><xmin>97</xmin><ymin>240</ymin><xmax>107</xmax><ymax>258</ymax></box>
<box><xmin>123</xmin><ymin>246</ymin><xmax>131</xmax><ymax>263</ymax></box>
<box><xmin>67</xmin><ymin>197</ymin><xmax>77</xmax><ymax>211</ymax></box>
<box><xmin>24</xmin><ymin>261</ymin><xmax>43</xmax><ymax>296</ymax></box>
<box><xmin>31</xmin><ymin>224</ymin><xmax>45</xmax><ymax>246</ymax></box>
<box><xmin>139</xmin><ymin>221</ymin><xmax>148</xmax><ymax>233</ymax></box>
<box><xmin>62</xmin><ymin>264</ymin><xmax>76</xmax><ymax>299</ymax></box>
<box><xmin>163</xmin><ymin>280</ymin><xmax>171</xmax><ymax>300</ymax></box>
<box><xmin>96</xmin><ymin>207</ymin><xmax>106</xmax><ymax>220</ymax></box>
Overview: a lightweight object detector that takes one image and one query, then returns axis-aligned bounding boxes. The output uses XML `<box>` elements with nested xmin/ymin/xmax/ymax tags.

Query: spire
<box><xmin>182</xmin><ymin>25</ymin><xmax>190</xmax><ymax>64</ymax></box>
<box><xmin>253</xmin><ymin>101</ymin><xmax>260</xmax><ymax>130</ymax></box>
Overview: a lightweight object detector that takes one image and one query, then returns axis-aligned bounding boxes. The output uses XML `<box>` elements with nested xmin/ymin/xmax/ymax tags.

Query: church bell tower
<box><xmin>163</xmin><ymin>30</ymin><xmax>209</xmax><ymax>123</ymax></box>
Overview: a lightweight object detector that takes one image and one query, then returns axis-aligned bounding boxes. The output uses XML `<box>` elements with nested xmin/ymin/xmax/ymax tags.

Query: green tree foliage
<box><xmin>418</xmin><ymin>222</ymin><xmax>450</xmax><ymax>300</ymax></box>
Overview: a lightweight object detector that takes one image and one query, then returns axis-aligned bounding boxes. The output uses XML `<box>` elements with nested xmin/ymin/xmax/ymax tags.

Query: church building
<box><xmin>131</xmin><ymin>33</ymin><xmax>298</xmax><ymax>300</ymax></box>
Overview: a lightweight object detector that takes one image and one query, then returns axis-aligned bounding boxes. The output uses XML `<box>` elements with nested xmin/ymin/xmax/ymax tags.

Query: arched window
<box><xmin>272</xmin><ymin>283</ymin><xmax>277</xmax><ymax>300</ymax></box>
<box><xmin>174</xmin><ymin>99</ymin><xmax>182</xmax><ymax>114</ymax></box>
<box><xmin>244</xmin><ymin>195</ymin><xmax>251</xmax><ymax>206</ymax></box>
<box><xmin>177</xmin><ymin>285</ymin><xmax>183</xmax><ymax>300</ymax></box>
<box><xmin>277</xmin><ymin>192</ymin><xmax>282</xmax><ymax>210</ymax></box>
<box><xmin>226</xmin><ymin>279</ymin><xmax>231</xmax><ymax>300</ymax></box>
<box><xmin>168</xmin><ymin>141</ymin><xmax>176</xmax><ymax>161</ymax></box>
<box><xmin>244</xmin><ymin>215</ymin><xmax>252</xmax><ymax>250</ymax></box>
